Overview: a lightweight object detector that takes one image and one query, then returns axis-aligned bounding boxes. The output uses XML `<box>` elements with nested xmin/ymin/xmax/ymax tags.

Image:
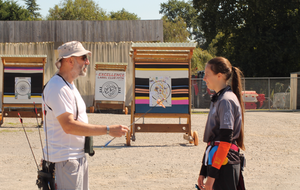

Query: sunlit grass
<box><xmin>0</xmin><ymin>129</ymin><xmax>34</xmax><ymax>133</ymax></box>
<box><xmin>7</xmin><ymin>122</ymin><xmax>18</xmax><ymax>125</ymax></box>
<box><xmin>0</xmin><ymin>129</ymin><xmax>19</xmax><ymax>133</ymax></box>
<box><xmin>191</xmin><ymin>111</ymin><xmax>208</xmax><ymax>114</ymax></box>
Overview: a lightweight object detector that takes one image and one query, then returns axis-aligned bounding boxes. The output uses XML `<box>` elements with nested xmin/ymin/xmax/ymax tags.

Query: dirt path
<box><xmin>0</xmin><ymin>112</ymin><xmax>299</xmax><ymax>190</ymax></box>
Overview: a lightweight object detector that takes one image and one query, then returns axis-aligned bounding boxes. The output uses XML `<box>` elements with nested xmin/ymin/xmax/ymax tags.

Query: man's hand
<box><xmin>108</xmin><ymin>125</ymin><xmax>129</xmax><ymax>137</ymax></box>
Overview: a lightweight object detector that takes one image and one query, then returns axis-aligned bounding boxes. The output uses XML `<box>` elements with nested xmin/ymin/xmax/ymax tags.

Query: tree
<box><xmin>162</xmin><ymin>16</ymin><xmax>190</xmax><ymax>42</ymax></box>
<box><xmin>110</xmin><ymin>8</ymin><xmax>140</xmax><ymax>20</ymax></box>
<box><xmin>193</xmin><ymin>0</ymin><xmax>300</xmax><ymax>77</ymax></box>
<box><xmin>191</xmin><ymin>48</ymin><xmax>213</xmax><ymax>74</ymax></box>
<box><xmin>24</xmin><ymin>0</ymin><xmax>41</xmax><ymax>20</ymax></box>
<box><xmin>162</xmin><ymin>14</ymin><xmax>203</xmax><ymax>73</ymax></box>
<box><xmin>160</xmin><ymin>0</ymin><xmax>204</xmax><ymax>45</ymax></box>
<box><xmin>206</xmin><ymin>32</ymin><xmax>224</xmax><ymax>57</ymax></box>
<box><xmin>47</xmin><ymin>0</ymin><xmax>109</xmax><ymax>20</ymax></box>
<box><xmin>0</xmin><ymin>0</ymin><xmax>30</xmax><ymax>20</ymax></box>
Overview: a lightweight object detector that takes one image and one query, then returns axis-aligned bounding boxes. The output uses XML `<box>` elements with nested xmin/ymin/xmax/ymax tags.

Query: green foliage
<box><xmin>47</xmin><ymin>0</ymin><xmax>140</xmax><ymax>21</ymax></box>
<box><xmin>191</xmin><ymin>48</ymin><xmax>213</xmax><ymax>74</ymax></box>
<box><xmin>160</xmin><ymin>0</ymin><xmax>204</xmax><ymax>45</ymax></box>
<box><xmin>47</xmin><ymin>0</ymin><xmax>110</xmax><ymax>20</ymax></box>
<box><xmin>162</xmin><ymin>16</ymin><xmax>190</xmax><ymax>42</ymax></box>
<box><xmin>0</xmin><ymin>0</ymin><xmax>30</xmax><ymax>20</ymax></box>
<box><xmin>24</xmin><ymin>0</ymin><xmax>41</xmax><ymax>20</ymax></box>
<box><xmin>110</xmin><ymin>8</ymin><xmax>140</xmax><ymax>20</ymax></box>
<box><xmin>206</xmin><ymin>32</ymin><xmax>224</xmax><ymax>56</ymax></box>
<box><xmin>193</xmin><ymin>0</ymin><xmax>300</xmax><ymax>77</ymax></box>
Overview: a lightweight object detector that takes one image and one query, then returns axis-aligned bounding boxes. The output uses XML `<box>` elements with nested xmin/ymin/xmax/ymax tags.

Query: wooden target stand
<box><xmin>127</xmin><ymin>43</ymin><xmax>198</xmax><ymax>146</ymax></box>
<box><xmin>0</xmin><ymin>55</ymin><xmax>46</xmax><ymax>126</ymax></box>
<box><xmin>92</xmin><ymin>62</ymin><xmax>128</xmax><ymax>114</ymax></box>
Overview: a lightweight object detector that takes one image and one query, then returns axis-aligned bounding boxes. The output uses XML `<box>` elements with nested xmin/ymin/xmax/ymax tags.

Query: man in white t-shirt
<box><xmin>42</xmin><ymin>41</ymin><xmax>128</xmax><ymax>190</ymax></box>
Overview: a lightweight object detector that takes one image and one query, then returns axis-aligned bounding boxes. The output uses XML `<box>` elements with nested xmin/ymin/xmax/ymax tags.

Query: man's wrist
<box><xmin>106</xmin><ymin>125</ymin><xmax>110</xmax><ymax>135</ymax></box>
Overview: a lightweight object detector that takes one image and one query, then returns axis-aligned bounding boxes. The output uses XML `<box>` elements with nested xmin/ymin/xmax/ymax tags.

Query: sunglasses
<box><xmin>81</xmin><ymin>55</ymin><xmax>88</xmax><ymax>61</ymax></box>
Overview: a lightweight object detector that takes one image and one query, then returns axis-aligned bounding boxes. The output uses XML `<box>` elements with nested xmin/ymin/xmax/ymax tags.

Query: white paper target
<box><xmin>15</xmin><ymin>77</ymin><xmax>31</xmax><ymax>99</ymax></box>
<box><xmin>149</xmin><ymin>76</ymin><xmax>172</xmax><ymax>107</ymax></box>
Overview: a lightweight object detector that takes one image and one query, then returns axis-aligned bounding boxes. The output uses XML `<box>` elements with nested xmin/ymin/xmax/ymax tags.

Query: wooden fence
<box><xmin>0</xmin><ymin>42</ymin><xmax>134</xmax><ymax>108</ymax></box>
<box><xmin>0</xmin><ymin>20</ymin><xmax>163</xmax><ymax>43</ymax></box>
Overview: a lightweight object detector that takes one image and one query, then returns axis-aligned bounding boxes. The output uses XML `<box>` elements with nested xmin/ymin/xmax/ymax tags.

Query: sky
<box><xmin>16</xmin><ymin>0</ymin><xmax>173</xmax><ymax>20</ymax></box>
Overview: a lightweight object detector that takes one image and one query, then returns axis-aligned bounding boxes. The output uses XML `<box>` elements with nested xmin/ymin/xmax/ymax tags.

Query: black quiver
<box><xmin>36</xmin><ymin>160</ymin><xmax>55</xmax><ymax>190</ymax></box>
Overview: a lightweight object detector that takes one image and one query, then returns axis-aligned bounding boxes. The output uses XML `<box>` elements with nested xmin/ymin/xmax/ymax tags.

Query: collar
<box><xmin>211</xmin><ymin>85</ymin><xmax>231</xmax><ymax>102</ymax></box>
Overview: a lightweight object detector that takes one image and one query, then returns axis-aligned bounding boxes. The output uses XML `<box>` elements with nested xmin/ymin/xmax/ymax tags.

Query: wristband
<box><xmin>106</xmin><ymin>125</ymin><xmax>110</xmax><ymax>135</ymax></box>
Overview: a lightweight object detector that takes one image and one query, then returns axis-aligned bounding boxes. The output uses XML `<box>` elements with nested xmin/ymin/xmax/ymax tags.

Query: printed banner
<box><xmin>95</xmin><ymin>71</ymin><xmax>126</xmax><ymax>101</ymax></box>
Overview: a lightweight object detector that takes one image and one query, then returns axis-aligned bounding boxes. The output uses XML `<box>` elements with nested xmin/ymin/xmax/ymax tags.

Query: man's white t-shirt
<box><xmin>42</xmin><ymin>75</ymin><xmax>88</xmax><ymax>162</ymax></box>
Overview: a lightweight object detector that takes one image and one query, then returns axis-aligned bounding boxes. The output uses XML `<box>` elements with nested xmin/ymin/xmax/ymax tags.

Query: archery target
<box><xmin>149</xmin><ymin>76</ymin><xmax>172</xmax><ymax>107</ymax></box>
<box><xmin>100</xmin><ymin>81</ymin><xmax>120</xmax><ymax>99</ymax></box>
<box><xmin>95</xmin><ymin>71</ymin><xmax>126</xmax><ymax>101</ymax></box>
<box><xmin>15</xmin><ymin>77</ymin><xmax>31</xmax><ymax>99</ymax></box>
<box><xmin>134</xmin><ymin>62</ymin><xmax>189</xmax><ymax>113</ymax></box>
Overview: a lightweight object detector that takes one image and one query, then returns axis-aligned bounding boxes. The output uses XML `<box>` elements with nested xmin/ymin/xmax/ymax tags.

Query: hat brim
<box><xmin>55</xmin><ymin>50</ymin><xmax>92</xmax><ymax>69</ymax></box>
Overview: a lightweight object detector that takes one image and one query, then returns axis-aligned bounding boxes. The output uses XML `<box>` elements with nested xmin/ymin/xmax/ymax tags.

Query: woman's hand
<box><xmin>198</xmin><ymin>176</ymin><xmax>215</xmax><ymax>190</ymax></box>
<box><xmin>203</xmin><ymin>176</ymin><xmax>215</xmax><ymax>190</ymax></box>
<box><xmin>197</xmin><ymin>175</ymin><xmax>205</xmax><ymax>189</ymax></box>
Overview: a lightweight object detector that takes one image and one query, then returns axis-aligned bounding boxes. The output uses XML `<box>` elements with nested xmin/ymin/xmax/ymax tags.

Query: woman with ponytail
<box><xmin>197</xmin><ymin>57</ymin><xmax>245</xmax><ymax>190</ymax></box>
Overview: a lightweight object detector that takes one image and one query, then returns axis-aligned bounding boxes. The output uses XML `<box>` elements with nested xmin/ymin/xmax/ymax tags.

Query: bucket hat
<box><xmin>55</xmin><ymin>41</ymin><xmax>92</xmax><ymax>69</ymax></box>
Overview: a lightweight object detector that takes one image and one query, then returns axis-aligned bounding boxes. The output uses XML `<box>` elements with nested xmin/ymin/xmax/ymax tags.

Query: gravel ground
<box><xmin>0</xmin><ymin>111</ymin><xmax>300</xmax><ymax>190</ymax></box>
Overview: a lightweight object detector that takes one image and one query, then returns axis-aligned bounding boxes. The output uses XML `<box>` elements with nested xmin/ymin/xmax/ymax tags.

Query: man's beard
<box><xmin>79</xmin><ymin>64</ymin><xmax>88</xmax><ymax>76</ymax></box>
<box><xmin>73</xmin><ymin>57</ymin><xmax>88</xmax><ymax>77</ymax></box>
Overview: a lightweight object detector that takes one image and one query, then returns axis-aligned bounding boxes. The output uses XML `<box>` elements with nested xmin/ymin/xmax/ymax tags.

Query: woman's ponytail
<box><xmin>231</xmin><ymin>66</ymin><xmax>245</xmax><ymax>150</ymax></box>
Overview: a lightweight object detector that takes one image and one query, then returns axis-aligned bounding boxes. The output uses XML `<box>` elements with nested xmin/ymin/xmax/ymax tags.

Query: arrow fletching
<box><xmin>156</xmin><ymin>99</ymin><xmax>166</xmax><ymax>108</ymax></box>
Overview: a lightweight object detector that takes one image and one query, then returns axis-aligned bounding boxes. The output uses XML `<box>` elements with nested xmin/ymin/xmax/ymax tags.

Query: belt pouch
<box><xmin>84</xmin><ymin>136</ymin><xmax>95</xmax><ymax>156</ymax></box>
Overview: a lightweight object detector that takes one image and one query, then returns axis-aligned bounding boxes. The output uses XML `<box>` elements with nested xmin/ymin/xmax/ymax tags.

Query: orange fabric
<box><xmin>211</xmin><ymin>141</ymin><xmax>231</xmax><ymax>169</ymax></box>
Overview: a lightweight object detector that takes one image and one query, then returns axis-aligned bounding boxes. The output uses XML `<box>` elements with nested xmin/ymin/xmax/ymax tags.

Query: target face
<box><xmin>150</xmin><ymin>81</ymin><xmax>171</xmax><ymax>100</ymax></box>
<box><xmin>100</xmin><ymin>81</ymin><xmax>121</xmax><ymax>99</ymax></box>
<box><xmin>15</xmin><ymin>77</ymin><xmax>31</xmax><ymax>99</ymax></box>
<box><xmin>149</xmin><ymin>76</ymin><xmax>172</xmax><ymax>107</ymax></box>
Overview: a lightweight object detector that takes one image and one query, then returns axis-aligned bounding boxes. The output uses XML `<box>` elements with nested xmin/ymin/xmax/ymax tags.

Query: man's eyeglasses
<box><xmin>81</xmin><ymin>55</ymin><xmax>88</xmax><ymax>61</ymax></box>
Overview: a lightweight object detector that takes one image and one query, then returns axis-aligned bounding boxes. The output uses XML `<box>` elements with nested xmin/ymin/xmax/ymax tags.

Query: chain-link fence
<box><xmin>191</xmin><ymin>77</ymin><xmax>299</xmax><ymax>111</ymax></box>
